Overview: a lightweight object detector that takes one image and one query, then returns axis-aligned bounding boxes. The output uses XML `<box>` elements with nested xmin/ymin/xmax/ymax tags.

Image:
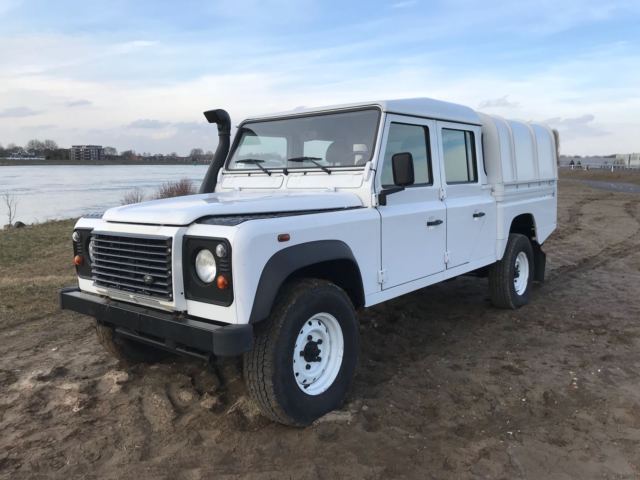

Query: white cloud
<box><xmin>208</xmin><ymin>0</ymin><xmax>316</xmax><ymax>23</ymax></box>
<box><xmin>109</xmin><ymin>40</ymin><xmax>158</xmax><ymax>55</ymax></box>
<box><xmin>128</xmin><ymin>119</ymin><xmax>171</xmax><ymax>129</ymax></box>
<box><xmin>392</xmin><ymin>0</ymin><xmax>418</xmax><ymax>8</ymax></box>
<box><xmin>0</xmin><ymin>106</ymin><xmax>41</xmax><ymax>118</ymax></box>
<box><xmin>0</xmin><ymin>4</ymin><xmax>638</xmax><ymax>156</ymax></box>
<box><xmin>478</xmin><ymin>96</ymin><xmax>520</xmax><ymax>109</ymax></box>
<box><xmin>66</xmin><ymin>99</ymin><xmax>92</xmax><ymax>107</ymax></box>
<box><xmin>545</xmin><ymin>114</ymin><xmax>609</xmax><ymax>138</ymax></box>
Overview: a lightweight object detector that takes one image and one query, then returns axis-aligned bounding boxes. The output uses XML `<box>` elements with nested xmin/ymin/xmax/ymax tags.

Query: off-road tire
<box><xmin>243</xmin><ymin>279</ymin><xmax>359</xmax><ymax>426</ymax></box>
<box><xmin>95</xmin><ymin>322</ymin><xmax>169</xmax><ymax>365</ymax></box>
<box><xmin>489</xmin><ymin>233</ymin><xmax>534</xmax><ymax>309</ymax></box>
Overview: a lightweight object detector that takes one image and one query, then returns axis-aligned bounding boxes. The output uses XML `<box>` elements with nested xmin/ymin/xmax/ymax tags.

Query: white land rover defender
<box><xmin>61</xmin><ymin>98</ymin><xmax>558</xmax><ymax>426</ymax></box>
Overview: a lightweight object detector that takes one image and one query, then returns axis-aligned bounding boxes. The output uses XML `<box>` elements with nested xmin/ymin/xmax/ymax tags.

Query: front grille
<box><xmin>91</xmin><ymin>233</ymin><xmax>173</xmax><ymax>300</ymax></box>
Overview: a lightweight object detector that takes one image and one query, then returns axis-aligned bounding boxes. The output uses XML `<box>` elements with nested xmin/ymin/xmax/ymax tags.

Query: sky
<box><xmin>0</xmin><ymin>0</ymin><xmax>639</xmax><ymax>156</ymax></box>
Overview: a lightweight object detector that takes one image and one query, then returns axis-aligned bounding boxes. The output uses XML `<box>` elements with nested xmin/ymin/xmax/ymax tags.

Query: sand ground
<box><xmin>1</xmin><ymin>174</ymin><xmax>639</xmax><ymax>479</ymax></box>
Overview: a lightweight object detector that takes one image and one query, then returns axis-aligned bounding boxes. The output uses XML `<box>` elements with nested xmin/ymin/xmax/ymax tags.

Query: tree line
<box><xmin>0</xmin><ymin>140</ymin><xmax>213</xmax><ymax>163</ymax></box>
<box><xmin>0</xmin><ymin>139</ymin><xmax>68</xmax><ymax>160</ymax></box>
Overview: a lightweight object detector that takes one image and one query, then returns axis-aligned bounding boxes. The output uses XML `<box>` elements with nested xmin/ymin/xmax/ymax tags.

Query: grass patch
<box><xmin>0</xmin><ymin>219</ymin><xmax>76</xmax><ymax>272</ymax></box>
<box><xmin>0</xmin><ymin>281</ymin><xmax>71</xmax><ymax>328</ymax></box>
<box><xmin>0</xmin><ymin>220</ymin><xmax>77</xmax><ymax>328</ymax></box>
<box><xmin>559</xmin><ymin>168</ymin><xmax>640</xmax><ymax>186</ymax></box>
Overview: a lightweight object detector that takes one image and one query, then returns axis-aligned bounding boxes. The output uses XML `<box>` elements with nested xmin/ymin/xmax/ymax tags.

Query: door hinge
<box><xmin>377</xmin><ymin>269</ymin><xmax>387</xmax><ymax>285</ymax></box>
<box><xmin>439</xmin><ymin>187</ymin><xmax>446</xmax><ymax>201</ymax></box>
<box><xmin>444</xmin><ymin>250</ymin><xmax>450</xmax><ymax>264</ymax></box>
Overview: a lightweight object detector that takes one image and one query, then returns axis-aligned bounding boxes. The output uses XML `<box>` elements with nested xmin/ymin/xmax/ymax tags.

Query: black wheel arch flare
<box><xmin>249</xmin><ymin>240</ymin><xmax>364</xmax><ymax>324</ymax></box>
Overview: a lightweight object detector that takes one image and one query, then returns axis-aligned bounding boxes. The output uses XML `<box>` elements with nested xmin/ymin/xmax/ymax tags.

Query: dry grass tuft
<box><xmin>154</xmin><ymin>178</ymin><xmax>195</xmax><ymax>199</ymax></box>
<box><xmin>120</xmin><ymin>188</ymin><xmax>145</xmax><ymax>205</ymax></box>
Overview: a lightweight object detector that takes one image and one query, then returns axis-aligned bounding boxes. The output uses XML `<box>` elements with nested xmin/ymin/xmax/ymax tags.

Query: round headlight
<box><xmin>215</xmin><ymin>243</ymin><xmax>227</xmax><ymax>258</ymax></box>
<box><xmin>195</xmin><ymin>249</ymin><xmax>217</xmax><ymax>283</ymax></box>
<box><xmin>72</xmin><ymin>231</ymin><xmax>80</xmax><ymax>243</ymax></box>
<box><xmin>88</xmin><ymin>238</ymin><xmax>95</xmax><ymax>262</ymax></box>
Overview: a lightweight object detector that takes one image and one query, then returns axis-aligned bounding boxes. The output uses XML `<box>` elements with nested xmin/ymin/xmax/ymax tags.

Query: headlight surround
<box><xmin>183</xmin><ymin>236</ymin><xmax>233</xmax><ymax>306</ymax></box>
<box><xmin>195</xmin><ymin>249</ymin><xmax>217</xmax><ymax>284</ymax></box>
<box><xmin>72</xmin><ymin>228</ymin><xmax>93</xmax><ymax>279</ymax></box>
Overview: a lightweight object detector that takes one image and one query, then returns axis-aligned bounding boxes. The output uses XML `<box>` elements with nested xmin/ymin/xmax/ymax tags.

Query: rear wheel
<box><xmin>95</xmin><ymin>322</ymin><xmax>169</xmax><ymax>365</ymax></box>
<box><xmin>243</xmin><ymin>279</ymin><xmax>359</xmax><ymax>426</ymax></box>
<box><xmin>489</xmin><ymin>233</ymin><xmax>534</xmax><ymax>309</ymax></box>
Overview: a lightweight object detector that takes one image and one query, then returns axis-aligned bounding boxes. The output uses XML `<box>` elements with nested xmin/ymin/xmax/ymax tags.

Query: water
<box><xmin>0</xmin><ymin>165</ymin><xmax>209</xmax><ymax>224</ymax></box>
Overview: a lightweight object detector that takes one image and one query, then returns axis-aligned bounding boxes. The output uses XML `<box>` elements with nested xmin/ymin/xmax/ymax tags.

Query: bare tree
<box><xmin>120</xmin><ymin>150</ymin><xmax>136</xmax><ymax>161</ymax></box>
<box><xmin>189</xmin><ymin>148</ymin><xmax>204</xmax><ymax>160</ymax></box>
<box><xmin>43</xmin><ymin>139</ymin><xmax>58</xmax><ymax>150</ymax></box>
<box><xmin>26</xmin><ymin>139</ymin><xmax>45</xmax><ymax>154</ymax></box>
<box><xmin>2</xmin><ymin>192</ymin><xmax>18</xmax><ymax>226</ymax></box>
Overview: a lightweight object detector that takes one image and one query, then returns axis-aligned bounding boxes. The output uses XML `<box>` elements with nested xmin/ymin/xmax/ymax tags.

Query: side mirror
<box><xmin>378</xmin><ymin>152</ymin><xmax>415</xmax><ymax>206</ymax></box>
<box><xmin>392</xmin><ymin>152</ymin><xmax>414</xmax><ymax>187</ymax></box>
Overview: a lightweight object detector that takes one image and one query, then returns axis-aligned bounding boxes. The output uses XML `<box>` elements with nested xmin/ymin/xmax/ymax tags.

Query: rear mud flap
<box><xmin>533</xmin><ymin>243</ymin><xmax>546</xmax><ymax>283</ymax></box>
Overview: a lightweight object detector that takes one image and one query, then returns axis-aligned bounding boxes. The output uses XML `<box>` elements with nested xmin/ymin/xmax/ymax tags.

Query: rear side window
<box><xmin>442</xmin><ymin>128</ymin><xmax>477</xmax><ymax>184</ymax></box>
<box><xmin>381</xmin><ymin>123</ymin><xmax>432</xmax><ymax>187</ymax></box>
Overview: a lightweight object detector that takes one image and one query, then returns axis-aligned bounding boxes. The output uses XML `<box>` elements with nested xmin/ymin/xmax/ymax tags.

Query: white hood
<box><xmin>102</xmin><ymin>190</ymin><xmax>363</xmax><ymax>225</ymax></box>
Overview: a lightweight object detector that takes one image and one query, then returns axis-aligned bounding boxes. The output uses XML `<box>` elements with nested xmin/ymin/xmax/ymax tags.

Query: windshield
<box><xmin>227</xmin><ymin>108</ymin><xmax>380</xmax><ymax>172</ymax></box>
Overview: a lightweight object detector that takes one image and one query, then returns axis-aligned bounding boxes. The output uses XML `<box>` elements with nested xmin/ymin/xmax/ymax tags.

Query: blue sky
<box><xmin>0</xmin><ymin>0</ymin><xmax>638</xmax><ymax>155</ymax></box>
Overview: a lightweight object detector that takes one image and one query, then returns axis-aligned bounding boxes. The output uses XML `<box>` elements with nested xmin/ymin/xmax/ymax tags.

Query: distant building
<box><xmin>615</xmin><ymin>153</ymin><xmax>640</xmax><ymax>168</ymax></box>
<box><xmin>70</xmin><ymin>145</ymin><xmax>104</xmax><ymax>162</ymax></box>
<box><xmin>559</xmin><ymin>155</ymin><xmax>613</xmax><ymax>167</ymax></box>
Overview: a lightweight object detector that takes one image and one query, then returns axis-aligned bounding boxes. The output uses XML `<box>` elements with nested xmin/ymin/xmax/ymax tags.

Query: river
<box><xmin>0</xmin><ymin>165</ymin><xmax>209</xmax><ymax>224</ymax></box>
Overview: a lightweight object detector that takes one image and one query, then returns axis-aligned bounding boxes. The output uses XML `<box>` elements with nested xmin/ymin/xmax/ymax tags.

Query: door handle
<box><xmin>426</xmin><ymin>219</ymin><xmax>443</xmax><ymax>227</ymax></box>
<box><xmin>473</xmin><ymin>212</ymin><xmax>486</xmax><ymax>218</ymax></box>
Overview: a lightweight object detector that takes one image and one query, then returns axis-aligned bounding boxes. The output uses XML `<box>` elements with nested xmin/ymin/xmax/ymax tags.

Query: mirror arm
<box><xmin>378</xmin><ymin>186</ymin><xmax>405</xmax><ymax>206</ymax></box>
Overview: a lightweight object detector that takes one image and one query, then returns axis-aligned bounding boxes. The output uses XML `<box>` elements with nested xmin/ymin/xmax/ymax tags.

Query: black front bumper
<box><xmin>60</xmin><ymin>287</ymin><xmax>252</xmax><ymax>358</ymax></box>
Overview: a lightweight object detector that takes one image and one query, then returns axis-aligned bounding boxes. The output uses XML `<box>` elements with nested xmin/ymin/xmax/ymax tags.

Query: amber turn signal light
<box><xmin>216</xmin><ymin>275</ymin><xmax>229</xmax><ymax>289</ymax></box>
<box><xmin>73</xmin><ymin>255</ymin><xmax>84</xmax><ymax>266</ymax></box>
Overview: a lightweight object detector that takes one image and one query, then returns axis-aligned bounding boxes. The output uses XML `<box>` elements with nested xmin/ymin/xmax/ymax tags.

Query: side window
<box><xmin>442</xmin><ymin>128</ymin><xmax>477</xmax><ymax>184</ymax></box>
<box><xmin>381</xmin><ymin>123</ymin><xmax>432</xmax><ymax>187</ymax></box>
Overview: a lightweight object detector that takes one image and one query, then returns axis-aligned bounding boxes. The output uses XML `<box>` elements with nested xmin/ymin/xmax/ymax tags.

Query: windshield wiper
<box><xmin>287</xmin><ymin>156</ymin><xmax>331</xmax><ymax>174</ymax></box>
<box><xmin>235</xmin><ymin>158</ymin><xmax>272</xmax><ymax>176</ymax></box>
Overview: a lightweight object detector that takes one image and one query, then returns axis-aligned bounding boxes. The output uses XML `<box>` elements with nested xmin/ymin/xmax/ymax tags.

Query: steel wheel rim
<box><xmin>292</xmin><ymin>312</ymin><xmax>344</xmax><ymax>396</ymax></box>
<box><xmin>513</xmin><ymin>251</ymin><xmax>529</xmax><ymax>295</ymax></box>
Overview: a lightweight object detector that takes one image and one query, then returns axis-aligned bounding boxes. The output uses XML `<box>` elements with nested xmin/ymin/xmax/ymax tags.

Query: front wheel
<box><xmin>243</xmin><ymin>279</ymin><xmax>359</xmax><ymax>426</ymax></box>
<box><xmin>489</xmin><ymin>233</ymin><xmax>534</xmax><ymax>309</ymax></box>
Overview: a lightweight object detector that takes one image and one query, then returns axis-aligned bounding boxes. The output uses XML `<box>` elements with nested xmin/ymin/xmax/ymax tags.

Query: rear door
<box><xmin>436</xmin><ymin>121</ymin><xmax>496</xmax><ymax>268</ymax></box>
<box><xmin>377</xmin><ymin>114</ymin><xmax>446</xmax><ymax>288</ymax></box>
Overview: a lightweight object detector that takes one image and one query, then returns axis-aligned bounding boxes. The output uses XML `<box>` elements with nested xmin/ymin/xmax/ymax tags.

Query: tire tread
<box><xmin>243</xmin><ymin>278</ymin><xmax>353</xmax><ymax>426</ymax></box>
<box><xmin>489</xmin><ymin>233</ymin><xmax>533</xmax><ymax>310</ymax></box>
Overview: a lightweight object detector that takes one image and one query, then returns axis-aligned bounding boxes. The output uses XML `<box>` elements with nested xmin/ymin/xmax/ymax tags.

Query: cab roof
<box><xmin>243</xmin><ymin>97</ymin><xmax>482</xmax><ymax>126</ymax></box>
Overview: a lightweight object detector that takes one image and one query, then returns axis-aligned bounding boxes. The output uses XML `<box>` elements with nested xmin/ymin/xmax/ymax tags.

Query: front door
<box><xmin>377</xmin><ymin>115</ymin><xmax>446</xmax><ymax>289</ymax></box>
<box><xmin>435</xmin><ymin>121</ymin><xmax>496</xmax><ymax>268</ymax></box>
